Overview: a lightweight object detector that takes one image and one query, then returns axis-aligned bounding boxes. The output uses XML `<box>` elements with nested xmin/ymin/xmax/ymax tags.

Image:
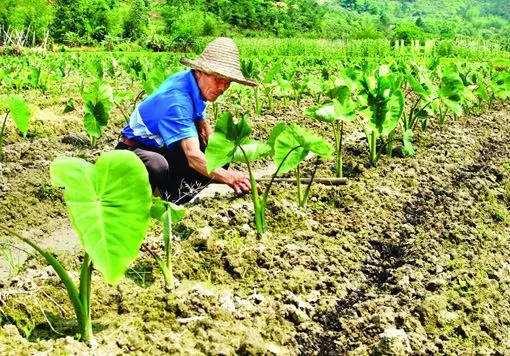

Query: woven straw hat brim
<box><xmin>181</xmin><ymin>57</ymin><xmax>257</xmax><ymax>87</ymax></box>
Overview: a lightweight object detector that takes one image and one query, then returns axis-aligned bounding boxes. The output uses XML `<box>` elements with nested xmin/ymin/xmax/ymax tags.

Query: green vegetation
<box><xmin>206</xmin><ymin>112</ymin><xmax>271</xmax><ymax>234</ymax></box>
<box><xmin>149</xmin><ymin>198</ymin><xmax>186</xmax><ymax>289</ymax></box>
<box><xmin>0</xmin><ymin>96</ymin><xmax>31</xmax><ymax>160</ymax></box>
<box><xmin>1</xmin><ymin>150</ymin><xmax>153</xmax><ymax>342</ymax></box>
<box><xmin>1</xmin><ymin>0</ymin><xmax>509</xmax><ymax>50</ymax></box>
<box><xmin>0</xmin><ymin>1</ymin><xmax>509</xmax><ymax>352</ymax></box>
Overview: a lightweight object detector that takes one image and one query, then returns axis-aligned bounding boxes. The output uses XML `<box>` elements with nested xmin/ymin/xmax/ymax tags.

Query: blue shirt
<box><xmin>122</xmin><ymin>70</ymin><xmax>207</xmax><ymax>148</ymax></box>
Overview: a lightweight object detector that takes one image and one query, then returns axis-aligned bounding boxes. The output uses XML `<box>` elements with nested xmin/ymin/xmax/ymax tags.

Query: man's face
<box><xmin>195</xmin><ymin>71</ymin><xmax>231</xmax><ymax>102</ymax></box>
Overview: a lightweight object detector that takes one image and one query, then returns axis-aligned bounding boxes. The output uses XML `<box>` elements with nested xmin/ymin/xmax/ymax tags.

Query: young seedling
<box><xmin>0</xmin><ymin>96</ymin><xmax>31</xmax><ymax>160</ymax></box>
<box><xmin>240</xmin><ymin>58</ymin><xmax>261</xmax><ymax>115</ymax></box>
<box><xmin>432</xmin><ymin>64</ymin><xmax>474</xmax><ymax>126</ymax></box>
<box><xmin>359</xmin><ymin>65</ymin><xmax>405</xmax><ymax>166</ymax></box>
<box><xmin>148</xmin><ymin>198</ymin><xmax>185</xmax><ymax>289</ymax></box>
<box><xmin>0</xmin><ymin>151</ymin><xmax>153</xmax><ymax>343</ymax></box>
<box><xmin>308</xmin><ymin>85</ymin><xmax>356</xmax><ymax>178</ymax></box>
<box><xmin>205</xmin><ymin>112</ymin><xmax>271</xmax><ymax>235</ymax></box>
<box><xmin>272</xmin><ymin>123</ymin><xmax>333</xmax><ymax>207</ymax></box>
<box><xmin>260</xmin><ymin>62</ymin><xmax>282</xmax><ymax>113</ymax></box>
<box><xmin>491</xmin><ymin>71</ymin><xmax>510</xmax><ymax>101</ymax></box>
<box><xmin>401</xmin><ymin>63</ymin><xmax>439</xmax><ymax>156</ymax></box>
<box><xmin>82</xmin><ymin>80</ymin><xmax>114</xmax><ymax>147</ymax></box>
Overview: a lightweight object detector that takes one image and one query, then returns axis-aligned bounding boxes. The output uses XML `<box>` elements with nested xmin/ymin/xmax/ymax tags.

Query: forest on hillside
<box><xmin>1</xmin><ymin>0</ymin><xmax>509</xmax><ymax>50</ymax></box>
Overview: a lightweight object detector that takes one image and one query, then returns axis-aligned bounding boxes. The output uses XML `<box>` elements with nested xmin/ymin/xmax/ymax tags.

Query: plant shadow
<box><xmin>27</xmin><ymin>314</ymin><xmax>107</xmax><ymax>342</ymax></box>
<box><xmin>339</xmin><ymin>162</ymin><xmax>363</xmax><ymax>178</ymax></box>
<box><xmin>125</xmin><ymin>260</ymin><xmax>156</xmax><ymax>288</ymax></box>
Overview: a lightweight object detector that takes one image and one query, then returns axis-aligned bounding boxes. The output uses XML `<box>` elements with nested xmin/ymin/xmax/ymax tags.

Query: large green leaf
<box><xmin>8</xmin><ymin>96</ymin><xmax>30</xmax><ymax>137</ymax></box>
<box><xmin>205</xmin><ymin>131</ymin><xmax>236</xmax><ymax>173</ymax></box>
<box><xmin>493</xmin><ymin>72</ymin><xmax>510</xmax><ymax>99</ymax></box>
<box><xmin>313</xmin><ymin>103</ymin><xmax>336</xmax><ymax>123</ymax></box>
<box><xmin>268</xmin><ymin>122</ymin><xmax>288</xmax><ymax>154</ymax></box>
<box><xmin>290</xmin><ymin>124</ymin><xmax>333</xmax><ymax>157</ymax></box>
<box><xmin>406</xmin><ymin>74</ymin><xmax>427</xmax><ymax>97</ymax></box>
<box><xmin>206</xmin><ymin>112</ymin><xmax>258</xmax><ymax>172</ymax></box>
<box><xmin>274</xmin><ymin>128</ymin><xmax>307</xmax><ymax>174</ymax></box>
<box><xmin>381</xmin><ymin>90</ymin><xmax>404</xmax><ymax>136</ymax></box>
<box><xmin>142</xmin><ymin>67</ymin><xmax>166</xmax><ymax>96</ymax></box>
<box><xmin>50</xmin><ymin>150</ymin><xmax>152</xmax><ymax>285</ymax></box>
<box><xmin>83</xmin><ymin>112</ymin><xmax>102</xmax><ymax>139</ymax></box>
<box><xmin>215</xmin><ymin>112</ymin><xmax>251</xmax><ymax>143</ymax></box>
<box><xmin>274</xmin><ymin>124</ymin><xmax>332</xmax><ymax>174</ymax></box>
<box><xmin>233</xmin><ymin>140</ymin><xmax>271</xmax><ymax>162</ymax></box>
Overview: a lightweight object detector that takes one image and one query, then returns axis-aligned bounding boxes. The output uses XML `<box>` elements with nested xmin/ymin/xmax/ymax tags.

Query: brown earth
<box><xmin>0</xmin><ymin>100</ymin><xmax>509</xmax><ymax>354</ymax></box>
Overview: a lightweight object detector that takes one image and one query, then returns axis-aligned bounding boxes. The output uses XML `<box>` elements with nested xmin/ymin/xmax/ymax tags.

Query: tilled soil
<box><xmin>0</xmin><ymin>103</ymin><xmax>509</xmax><ymax>354</ymax></box>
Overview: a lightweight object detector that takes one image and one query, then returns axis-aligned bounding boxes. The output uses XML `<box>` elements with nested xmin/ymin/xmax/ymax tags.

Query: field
<box><xmin>0</xmin><ymin>38</ymin><xmax>510</xmax><ymax>354</ymax></box>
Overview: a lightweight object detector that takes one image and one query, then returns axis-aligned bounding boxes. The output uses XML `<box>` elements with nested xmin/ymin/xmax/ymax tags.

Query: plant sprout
<box><xmin>205</xmin><ymin>112</ymin><xmax>271</xmax><ymax>235</ymax></box>
<box><xmin>148</xmin><ymin>198</ymin><xmax>185</xmax><ymax>289</ymax></box>
<box><xmin>82</xmin><ymin>80</ymin><xmax>114</xmax><ymax>147</ymax></box>
<box><xmin>272</xmin><ymin>123</ymin><xmax>332</xmax><ymax>207</ymax></box>
<box><xmin>1</xmin><ymin>150</ymin><xmax>153</xmax><ymax>342</ymax></box>
<box><xmin>0</xmin><ymin>96</ymin><xmax>31</xmax><ymax>160</ymax></box>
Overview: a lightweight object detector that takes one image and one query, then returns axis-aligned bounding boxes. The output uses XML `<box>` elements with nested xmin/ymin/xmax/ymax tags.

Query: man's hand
<box><xmin>181</xmin><ymin>137</ymin><xmax>251</xmax><ymax>195</ymax></box>
<box><xmin>226</xmin><ymin>169</ymin><xmax>251</xmax><ymax>195</ymax></box>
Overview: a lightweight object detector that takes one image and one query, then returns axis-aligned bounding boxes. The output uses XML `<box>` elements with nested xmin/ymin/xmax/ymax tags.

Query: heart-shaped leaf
<box><xmin>50</xmin><ymin>150</ymin><xmax>152</xmax><ymax>285</ymax></box>
<box><xmin>82</xmin><ymin>81</ymin><xmax>114</xmax><ymax>139</ymax></box>
<box><xmin>205</xmin><ymin>131</ymin><xmax>236</xmax><ymax>173</ymax></box>
<box><xmin>8</xmin><ymin>96</ymin><xmax>31</xmax><ymax>137</ymax></box>
<box><xmin>274</xmin><ymin>128</ymin><xmax>307</xmax><ymax>174</ymax></box>
<box><xmin>274</xmin><ymin>124</ymin><xmax>332</xmax><ymax>174</ymax></box>
<box><xmin>233</xmin><ymin>140</ymin><xmax>271</xmax><ymax>162</ymax></box>
<box><xmin>151</xmin><ymin>197</ymin><xmax>186</xmax><ymax>223</ymax></box>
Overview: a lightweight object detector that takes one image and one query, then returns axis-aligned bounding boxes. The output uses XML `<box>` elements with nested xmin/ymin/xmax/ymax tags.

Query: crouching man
<box><xmin>116</xmin><ymin>37</ymin><xmax>257</xmax><ymax>203</ymax></box>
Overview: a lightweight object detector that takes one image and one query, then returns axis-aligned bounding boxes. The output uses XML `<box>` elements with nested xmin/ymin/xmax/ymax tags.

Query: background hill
<box><xmin>0</xmin><ymin>0</ymin><xmax>509</xmax><ymax>50</ymax></box>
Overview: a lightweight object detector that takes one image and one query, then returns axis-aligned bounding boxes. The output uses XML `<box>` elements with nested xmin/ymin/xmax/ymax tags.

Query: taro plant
<box><xmin>205</xmin><ymin>112</ymin><xmax>271</xmax><ymax>235</ymax></box>
<box><xmin>240</xmin><ymin>58</ymin><xmax>261</xmax><ymax>115</ymax></box>
<box><xmin>0</xmin><ymin>96</ymin><xmax>31</xmax><ymax>160</ymax></box>
<box><xmin>82</xmin><ymin>80</ymin><xmax>114</xmax><ymax>147</ymax></box>
<box><xmin>305</xmin><ymin>75</ymin><xmax>324</xmax><ymax>102</ymax></box>
<box><xmin>307</xmin><ymin>85</ymin><xmax>356</xmax><ymax>178</ymax></box>
<box><xmin>359</xmin><ymin>65</ymin><xmax>405</xmax><ymax>165</ymax></box>
<box><xmin>260</xmin><ymin>61</ymin><xmax>282</xmax><ymax>113</ymax></box>
<box><xmin>492</xmin><ymin>71</ymin><xmax>510</xmax><ymax>101</ymax></box>
<box><xmin>0</xmin><ymin>150</ymin><xmax>153</xmax><ymax>343</ymax></box>
<box><xmin>147</xmin><ymin>198</ymin><xmax>185</xmax><ymax>289</ymax></box>
<box><xmin>432</xmin><ymin>64</ymin><xmax>474</xmax><ymax>126</ymax></box>
<box><xmin>27</xmin><ymin>65</ymin><xmax>48</xmax><ymax>92</ymax></box>
<box><xmin>140</xmin><ymin>64</ymin><xmax>166</xmax><ymax>96</ymax></box>
<box><xmin>401</xmin><ymin>63</ymin><xmax>439</xmax><ymax>156</ymax></box>
<box><xmin>272</xmin><ymin>123</ymin><xmax>333</xmax><ymax>207</ymax></box>
<box><xmin>275</xmin><ymin>77</ymin><xmax>294</xmax><ymax>108</ymax></box>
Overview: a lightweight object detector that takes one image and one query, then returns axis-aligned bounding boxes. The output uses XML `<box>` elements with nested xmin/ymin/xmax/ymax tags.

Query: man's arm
<box><xmin>180</xmin><ymin>137</ymin><xmax>251</xmax><ymax>194</ymax></box>
<box><xmin>196</xmin><ymin>119</ymin><xmax>213</xmax><ymax>144</ymax></box>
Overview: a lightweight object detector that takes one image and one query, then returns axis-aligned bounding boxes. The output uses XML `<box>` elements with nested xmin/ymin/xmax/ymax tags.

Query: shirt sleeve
<box><xmin>157</xmin><ymin>93</ymin><xmax>198</xmax><ymax>147</ymax></box>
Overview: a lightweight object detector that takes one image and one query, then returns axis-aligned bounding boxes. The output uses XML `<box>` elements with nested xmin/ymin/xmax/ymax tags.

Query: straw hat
<box><xmin>181</xmin><ymin>37</ymin><xmax>257</xmax><ymax>87</ymax></box>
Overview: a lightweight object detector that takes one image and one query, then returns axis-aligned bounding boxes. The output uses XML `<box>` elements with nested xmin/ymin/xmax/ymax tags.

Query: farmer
<box><xmin>116</xmin><ymin>37</ymin><xmax>257</xmax><ymax>204</ymax></box>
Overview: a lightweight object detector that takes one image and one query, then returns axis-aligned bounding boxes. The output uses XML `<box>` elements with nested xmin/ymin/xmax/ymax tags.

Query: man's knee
<box><xmin>133</xmin><ymin>149</ymin><xmax>169</xmax><ymax>179</ymax></box>
<box><xmin>146</xmin><ymin>154</ymin><xmax>169</xmax><ymax>178</ymax></box>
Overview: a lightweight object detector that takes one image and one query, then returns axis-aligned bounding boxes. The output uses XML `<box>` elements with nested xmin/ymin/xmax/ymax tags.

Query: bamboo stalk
<box><xmin>256</xmin><ymin>177</ymin><xmax>347</xmax><ymax>185</ymax></box>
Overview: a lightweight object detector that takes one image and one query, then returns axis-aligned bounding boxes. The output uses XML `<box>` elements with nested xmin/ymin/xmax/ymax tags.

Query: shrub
<box><xmin>0</xmin><ymin>0</ymin><xmax>54</xmax><ymax>45</ymax></box>
<box><xmin>123</xmin><ymin>0</ymin><xmax>149</xmax><ymax>41</ymax></box>
<box><xmin>51</xmin><ymin>0</ymin><xmax>117</xmax><ymax>45</ymax></box>
<box><xmin>391</xmin><ymin>20</ymin><xmax>426</xmax><ymax>44</ymax></box>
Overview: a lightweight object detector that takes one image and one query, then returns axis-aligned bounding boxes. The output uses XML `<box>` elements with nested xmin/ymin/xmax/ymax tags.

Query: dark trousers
<box><xmin>115</xmin><ymin>138</ymin><xmax>211</xmax><ymax>204</ymax></box>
